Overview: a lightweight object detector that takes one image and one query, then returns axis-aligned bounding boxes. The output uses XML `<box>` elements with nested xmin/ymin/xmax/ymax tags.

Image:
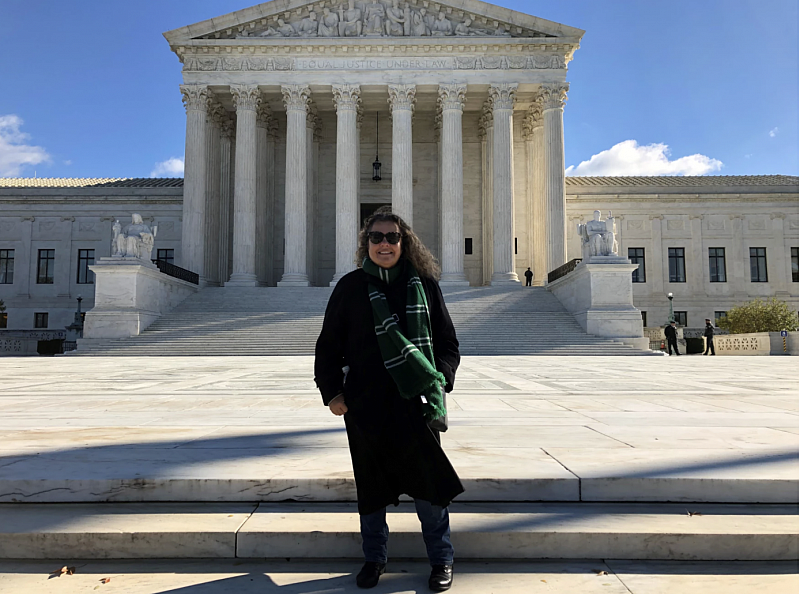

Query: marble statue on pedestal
<box><xmin>112</xmin><ymin>213</ymin><xmax>157</xmax><ymax>260</ymax></box>
<box><xmin>578</xmin><ymin>210</ymin><xmax>618</xmax><ymax>259</ymax></box>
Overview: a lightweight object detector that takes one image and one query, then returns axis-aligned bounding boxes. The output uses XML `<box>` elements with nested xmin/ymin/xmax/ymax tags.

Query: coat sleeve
<box><xmin>426</xmin><ymin>277</ymin><xmax>460</xmax><ymax>393</ymax></box>
<box><xmin>314</xmin><ymin>281</ymin><xmax>348</xmax><ymax>406</ymax></box>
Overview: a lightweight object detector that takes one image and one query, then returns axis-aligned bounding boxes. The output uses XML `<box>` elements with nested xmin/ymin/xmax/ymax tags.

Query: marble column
<box><xmin>489</xmin><ymin>83</ymin><xmax>519</xmax><ymax>285</ymax></box>
<box><xmin>218</xmin><ymin>118</ymin><xmax>234</xmax><ymax>284</ymax></box>
<box><xmin>331</xmin><ymin>84</ymin><xmax>361</xmax><ymax>286</ymax></box>
<box><xmin>180</xmin><ymin>85</ymin><xmax>209</xmax><ymax>280</ymax></box>
<box><xmin>541</xmin><ymin>83</ymin><xmax>569</xmax><ymax>276</ymax></box>
<box><xmin>479</xmin><ymin>102</ymin><xmax>494</xmax><ymax>285</ymax></box>
<box><xmin>388</xmin><ymin>84</ymin><xmax>416</xmax><ymax>225</ymax></box>
<box><xmin>528</xmin><ymin>98</ymin><xmax>547</xmax><ymax>286</ymax></box>
<box><xmin>438</xmin><ymin>83</ymin><xmax>469</xmax><ymax>286</ymax></box>
<box><xmin>204</xmin><ymin>102</ymin><xmax>223</xmax><ymax>286</ymax></box>
<box><xmin>226</xmin><ymin>85</ymin><xmax>261</xmax><ymax>286</ymax></box>
<box><xmin>278</xmin><ymin>84</ymin><xmax>312</xmax><ymax>287</ymax></box>
<box><xmin>255</xmin><ymin>103</ymin><xmax>274</xmax><ymax>286</ymax></box>
<box><xmin>306</xmin><ymin>107</ymin><xmax>320</xmax><ymax>286</ymax></box>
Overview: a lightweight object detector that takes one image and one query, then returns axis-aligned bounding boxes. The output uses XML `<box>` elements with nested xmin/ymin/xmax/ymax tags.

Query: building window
<box><xmin>749</xmin><ymin>247</ymin><xmax>768</xmax><ymax>282</ymax></box>
<box><xmin>708</xmin><ymin>247</ymin><xmax>727</xmax><ymax>283</ymax></box>
<box><xmin>628</xmin><ymin>248</ymin><xmax>646</xmax><ymax>282</ymax></box>
<box><xmin>37</xmin><ymin>249</ymin><xmax>55</xmax><ymax>284</ymax></box>
<box><xmin>0</xmin><ymin>312</ymin><xmax>7</xmax><ymax>329</ymax></box>
<box><xmin>640</xmin><ymin>311</ymin><xmax>647</xmax><ymax>327</ymax></box>
<box><xmin>791</xmin><ymin>247</ymin><xmax>798</xmax><ymax>283</ymax></box>
<box><xmin>674</xmin><ymin>311</ymin><xmax>687</xmax><ymax>327</ymax></box>
<box><xmin>714</xmin><ymin>311</ymin><xmax>727</xmax><ymax>327</ymax></box>
<box><xmin>77</xmin><ymin>249</ymin><xmax>95</xmax><ymax>284</ymax></box>
<box><xmin>0</xmin><ymin>249</ymin><xmax>13</xmax><ymax>284</ymax></box>
<box><xmin>464</xmin><ymin>238</ymin><xmax>473</xmax><ymax>255</ymax></box>
<box><xmin>34</xmin><ymin>312</ymin><xmax>48</xmax><ymax>329</ymax></box>
<box><xmin>156</xmin><ymin>249</ymin><xmax>174</xmax><ymax>265</ymax></box>
<box><xmin>668</xmin><ymin>248</ymin><xmax>686</xmax><ymax>283</ymax></box>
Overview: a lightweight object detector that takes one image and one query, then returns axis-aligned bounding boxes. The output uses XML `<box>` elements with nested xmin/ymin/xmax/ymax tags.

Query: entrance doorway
<box><xmin>360</xmin><ymin>203</ymin><xmax>391</xmax><ymax>228</ymax></box>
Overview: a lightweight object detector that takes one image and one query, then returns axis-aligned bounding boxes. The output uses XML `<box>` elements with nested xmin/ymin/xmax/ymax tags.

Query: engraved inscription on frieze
<box><xmin>185</xmin><ymin>54</ymin><xmax>565</xmax><ymax>72</ymax></box>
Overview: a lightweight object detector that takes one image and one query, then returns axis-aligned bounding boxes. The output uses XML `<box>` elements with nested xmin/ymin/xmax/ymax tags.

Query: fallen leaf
<box><xmin>540</xmin><ymin>579</ymin><xmax>547</xmax><ymax>583</ymax></box>
<box><xmin>687</xmin><ymin>510</ymin><xmax>703</xmax><ymax>517</ymax></box>
<box><xmin>595</xmin><ymin>570</ymin><xmax>608</xmax><ymax>576</ymax></box>
<box><xmin>100</xmin><ymin>577</ymin><xmax>112</xmax><ymax>583</ymax></box>
<box><xmin>50</xmin><ymin>566</ymin><xmax>76</xmax><ymax>577</ymax></box>
<box><xmin>67</xmin><ymin>567</ymin><xmax>76</xmax><ymax>575</ymax></box>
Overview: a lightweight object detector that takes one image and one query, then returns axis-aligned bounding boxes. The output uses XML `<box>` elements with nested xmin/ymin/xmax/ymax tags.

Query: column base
<box><xmin>278</xmin><ymin>273</ymin><xmax>310</xmax><ymax>287</ymax></box>
<box><xmin>329</xmin><ymin>271</ymin><xmax>349</xmax><ymax>286</ymax></box>
<box><xmin>225</xmin><ymin>273</ymin><xmax>258</xmax><ymax>287</ymax></box>
<box><xmin>439</xmin><ymin>273</ymin><xmax>471</xmax><ymax>287</ymax></box>
<box><xmin>490</xmin><ymin>272</ymin><xmax>520</xmax><ymax>285</ymax></box>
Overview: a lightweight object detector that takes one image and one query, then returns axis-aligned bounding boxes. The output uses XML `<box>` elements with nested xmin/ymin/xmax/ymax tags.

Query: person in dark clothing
<box><xmin>664</xmin><ymin>321</ymin><xmax>680</xmax><ymax>355</ymax></box>
<box><xmin>524</xmin><ymin>267</ymin><xmax>533</xmax><ymax>286</ymax></box>
<box><xmin>704</xmin><ymin>318</ymin><xmax>716</xmax><ymax>355</ymax></box>
<box><xmin>315</xmin><ymin>207</ymin><xmax>462</xmax><ymax>592</ymax></box>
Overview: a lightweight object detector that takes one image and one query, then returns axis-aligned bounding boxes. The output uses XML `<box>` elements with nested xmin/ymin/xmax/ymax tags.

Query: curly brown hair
<box><xmin>355</xmin><ymin>206</ymin><xmax>441</xmax><ymax>280</ymax></box>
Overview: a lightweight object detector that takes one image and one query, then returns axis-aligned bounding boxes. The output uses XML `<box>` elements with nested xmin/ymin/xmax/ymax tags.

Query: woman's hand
<box><xmin>328</xmin><ymin>394</ymin><xmax>348</xmax><ymax>416</ymax></box>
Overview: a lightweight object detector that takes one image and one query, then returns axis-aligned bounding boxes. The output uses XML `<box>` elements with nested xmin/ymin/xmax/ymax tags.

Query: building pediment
<box><xmin>164</xmin><ymin>0</ymin><xmax>584</xmax><ymax>44</ymax></box>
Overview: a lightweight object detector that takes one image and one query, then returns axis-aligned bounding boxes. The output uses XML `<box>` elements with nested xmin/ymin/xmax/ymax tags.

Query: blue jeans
<box><xmin>360</xmin><ymin>499</ymin><xmax>453</xmax><ymax>565</ymax></box>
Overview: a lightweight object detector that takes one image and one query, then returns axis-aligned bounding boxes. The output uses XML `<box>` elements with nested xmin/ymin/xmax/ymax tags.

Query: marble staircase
<box><xmin>75</xmin><ymin>285</ymin><xmax>653</xmax><ymax>356</ymax></box>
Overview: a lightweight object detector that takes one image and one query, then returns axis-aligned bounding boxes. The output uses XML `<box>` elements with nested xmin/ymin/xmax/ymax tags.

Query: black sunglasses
<box><xmin>368</xmin><ymin>231</ymin><xmax>403</xmax><ymax>245</ymax></box>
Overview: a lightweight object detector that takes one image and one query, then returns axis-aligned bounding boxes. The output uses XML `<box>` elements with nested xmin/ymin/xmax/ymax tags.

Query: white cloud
<box><xmin>0</xmin><ymin>115</ymin><xmax>51</xmax><ymax>177</ymax></box>
<box><xmin>565</xmin><ymin>140</ymin><xmax>723</xmax><ymax>177</ymax></box>
<box><xmin>150</xmin><ymin>156</ymin><xmax>184</xmax><ymax>177</ymax></box>
<box><xmin>64</xmin><ymin>159</ymin><xmax>72</xmax><ymax>166</ymax></box>
<box><xmin>769</xmin><ymin>127</ymin><xmax>778</xmax><ymax>138</ymax></box>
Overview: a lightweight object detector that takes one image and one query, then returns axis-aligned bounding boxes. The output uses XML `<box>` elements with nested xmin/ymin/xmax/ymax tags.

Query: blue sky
<box><xmin>0</xmin><ymin>0</ymin><xmax>797</xmax><ymax>178</ymax></box>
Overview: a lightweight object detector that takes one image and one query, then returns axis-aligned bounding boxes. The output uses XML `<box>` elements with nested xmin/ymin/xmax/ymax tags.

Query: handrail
<box><xmin>547</xmin><ymin>258</ymin><xmax>582</xmax><ymax>284</ymax></box>
<box><xmin>152</xmin><ymin>260</ymin><xmax>199</xmax><ymax>285</ymax></box>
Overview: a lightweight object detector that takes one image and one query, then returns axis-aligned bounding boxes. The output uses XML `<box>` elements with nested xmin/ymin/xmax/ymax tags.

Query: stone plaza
<box><xmin>0</xmin><ymin>354</ymin><xmax>797</xmax><ymax>591</ymax></box>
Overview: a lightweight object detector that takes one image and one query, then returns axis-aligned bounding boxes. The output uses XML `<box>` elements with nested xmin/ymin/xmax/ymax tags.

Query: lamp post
<box><xmin>667</xmin><ymin>292</ymin><xmax>674</xmax><ymax>323</ymax></box>
<box><xmin>372</xmin><ymin>111</ymin><xmax>381</xmax><ymax>181</ymax></box>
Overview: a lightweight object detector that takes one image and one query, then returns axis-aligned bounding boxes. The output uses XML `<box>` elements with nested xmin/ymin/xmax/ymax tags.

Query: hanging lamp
<box><xmin>372</xmin><ymin>111</ymin><xmax>382</xmax><ymax>181</ymax></box>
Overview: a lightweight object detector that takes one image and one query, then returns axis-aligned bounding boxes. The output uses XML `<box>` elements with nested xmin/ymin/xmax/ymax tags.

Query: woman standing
<box><xmin>315</xmin><ymin>208</ymin><xmax>463</xmax><ymax>591</ymax></box>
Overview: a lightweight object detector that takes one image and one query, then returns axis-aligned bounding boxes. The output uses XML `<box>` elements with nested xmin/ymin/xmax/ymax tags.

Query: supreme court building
<box><xmin>0</xmin><ymin>0</ymin><xmax>798</xmax><ymax>337</ymax></box>
<box><xmin>166</xmin><ymin>0</ymin><xmax>581</xmax><ymax>288</ymax></box>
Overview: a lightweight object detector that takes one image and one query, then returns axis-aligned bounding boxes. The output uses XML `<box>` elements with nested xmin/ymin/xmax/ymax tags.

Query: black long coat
<box><xmin>314</xmin><ymin>265</ymin><xmax>464</xmax><ymax>515</ymax></box>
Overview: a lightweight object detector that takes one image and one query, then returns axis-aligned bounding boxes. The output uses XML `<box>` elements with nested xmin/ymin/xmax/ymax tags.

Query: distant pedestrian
<box><xmin>664</xmin><ymin>321</ymin><xmax>681</xmax><ymax>355</ymax></box>
<box><xmin>524</xmin><ymin>267</ymin><xmax>533</xmax><ymax>286</ymax></box>
<box><xmin>703</xmin><ymin>318</ymin><xmax>716</xmax><ymax>355</ymax></box>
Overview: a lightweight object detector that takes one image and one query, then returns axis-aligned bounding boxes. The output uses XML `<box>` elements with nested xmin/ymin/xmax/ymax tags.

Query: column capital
<box><xmin>388</xmin><ymin>84</ymin><xmax>416</xmax><ymax>113</ymax></box>
<box><xmin>180</xmin><ymin>85</ymin><xmax>209</xmax><ymax>112</ymax></box>
<box><xmin>540</xmin><ymin>82</ymin><xmax>569</xmax><ymax>111</ymax></box>
<box><xmin>488</xmin><ymin>83</ymin><xmax>518</xmax><ymax>111</ymax></box>
<box><xmin>522</xmin><ymin>103</ymin><xmax>543</xmax><ymax>139</ymax></box>
<box><xmin>434</xmin><ymin>112</ymin><xmax>442</xmax><ymax>142</ymax></box>
<box><xmin>478</xmin><ymin>100</ymin><xmax>493</xmax><ymax>139</ymax></box>
<box><xmin>437</xmin><ymin>83</ymin><xmax>467</xmax><ymax>112</ymax></box>
<box><xmin>230</xmin><ymin>84</ymin><xmax>261</xmax><ymax>112</ymax></box>
<box><xmin>356</xmin><ymin>105</ymin><xmax>364</xmax><ymax>128</ymax></box>
<box><xmin>281</xmin><ymin>84</ymin><xmax>312</xmax><ymax>112</ymax></box>
<box><xmin>255</xmin><ymin>103</ymin><xmax>273</xmax><ymax>129</ymax></box>
<box><xmin>648</xmin><ymin>214</ymin><xmax>664</xmax><ymax>221</ymax></box>
<box><xmin>332</xmin><ymin>84</ymin><xmax>362</xmax><ymax>112</ymax></box>
<box><xmin>771</xmin><ymin>212</ymin><xmax>787</xmax><ymax>220</ymax></box>
<box><xmin>220</xmin><ymin>117</ymin><xmax>236</xmax><ymax>140</ymax></box>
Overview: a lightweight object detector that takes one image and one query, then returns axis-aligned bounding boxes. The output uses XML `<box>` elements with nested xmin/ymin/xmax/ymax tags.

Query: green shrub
<box><xmin>716</xmin><ymin>298</ymin><xmax>799</xmax><ymax>334</ymax></box>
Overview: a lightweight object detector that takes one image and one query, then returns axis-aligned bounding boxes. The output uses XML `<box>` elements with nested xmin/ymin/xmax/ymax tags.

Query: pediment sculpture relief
<box><xmin>235</xmin><ymin>1</ymin><xmax>533</xmax><ymax>39</ymax></box>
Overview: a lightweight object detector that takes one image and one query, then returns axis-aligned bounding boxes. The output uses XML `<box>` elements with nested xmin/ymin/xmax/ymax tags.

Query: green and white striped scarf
<box><xmin>362</xmin><ymin>257</ymin><xmax>447</xmax><ymax>421</ymax></box>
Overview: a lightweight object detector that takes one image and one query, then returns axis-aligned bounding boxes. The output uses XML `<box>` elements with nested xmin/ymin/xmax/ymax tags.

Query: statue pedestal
<box><xmin>81</xmin><ymin>258</ymin><xmax>199</xmax><ymax>341</ymax></box>
<box><xmin>547</xmin><ymin>260</ymin><xmax>649</xmax><ymax>350</ymax></box>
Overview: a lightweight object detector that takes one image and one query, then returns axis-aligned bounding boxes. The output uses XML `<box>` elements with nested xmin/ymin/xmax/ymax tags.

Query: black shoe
<box><xmin>356</xmin><ymin>562</ymin><xmax>386</xmax><ymax>589</ymax></box>
<box><xmin>429</xmin><ymin>564</ymin><xmax>453</xmax><ymax>592</ymax></box>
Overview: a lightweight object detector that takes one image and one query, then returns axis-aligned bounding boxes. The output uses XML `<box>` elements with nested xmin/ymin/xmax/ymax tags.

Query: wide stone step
<box><xmin>0</xmin><ymin>502</ymin><xmax>795</xmax><ymax>560</ymax></box>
